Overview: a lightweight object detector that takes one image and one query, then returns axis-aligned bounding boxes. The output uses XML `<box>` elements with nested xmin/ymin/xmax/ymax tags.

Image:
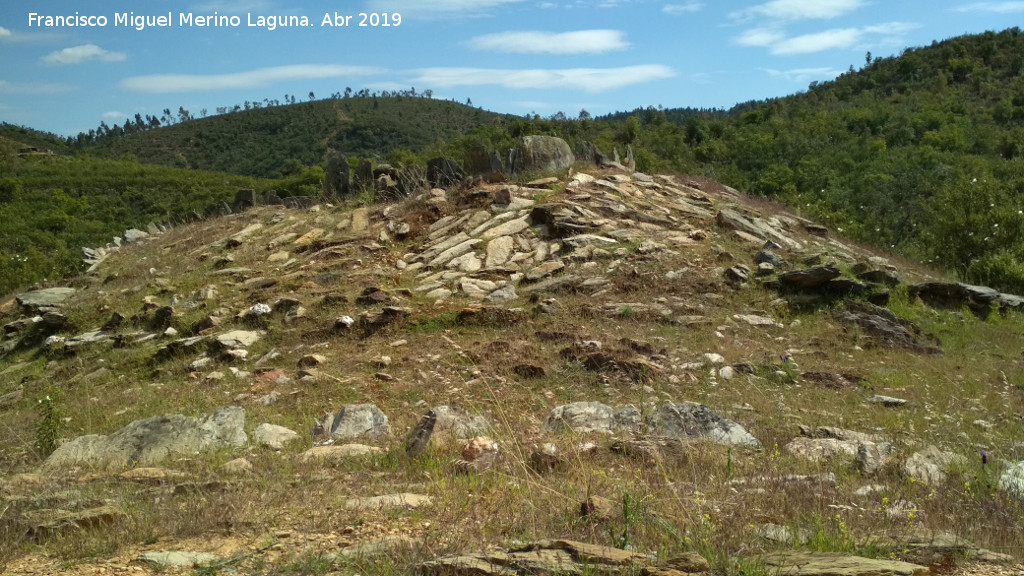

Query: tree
<box><xmin>308</xmin><ymin>91</ymin><xmax>315</xmax><ymax>101</ymax></box>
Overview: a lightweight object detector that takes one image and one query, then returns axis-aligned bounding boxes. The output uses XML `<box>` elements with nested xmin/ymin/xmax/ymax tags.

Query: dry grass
<box><xmin>0</xmin><ymin>177</ymin><xmax>1023</xmax><ymax>575</ymax></box>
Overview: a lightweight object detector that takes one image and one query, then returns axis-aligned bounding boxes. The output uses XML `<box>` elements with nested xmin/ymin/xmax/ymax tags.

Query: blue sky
<box><xmin>0</xmin><ymin>0</ymin><xmax>1021</xmax><ymax>137</ymax></box>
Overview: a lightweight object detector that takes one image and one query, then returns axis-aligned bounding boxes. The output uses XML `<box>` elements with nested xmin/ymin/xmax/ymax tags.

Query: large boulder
<box><xmin>649</xmin><ymin>403</ymin><xmax>761</xmax><ymax>449</ymax></box>
<box><xmin>509</xmin><ymin>136</ymin><xmax>574</xmax><ymax>175</ymax></box>
<box><xmin>41</xmin><ymin>406</ymin><xmax>247</xmax><ymax>474</ymax></box>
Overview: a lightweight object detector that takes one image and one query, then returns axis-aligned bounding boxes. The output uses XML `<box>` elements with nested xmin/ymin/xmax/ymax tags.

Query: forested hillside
<box><xmin>75</xmin><ymin>95</ymin><xmax>508</xmax><ymax>179</ymax></box>
<box><xmin>0</xmin><ymin>145</ymin><xmax>269</xmax><ymax>296</ymax></box>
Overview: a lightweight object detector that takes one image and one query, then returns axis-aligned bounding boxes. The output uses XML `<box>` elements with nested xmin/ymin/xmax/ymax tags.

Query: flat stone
<box><xmin>300</xmin><ymin>444</ymin><xmax>383</xmax><ymax>464</ymax></box>
<box><xmin>293</xmin><ymin>228</ymin><xmax>325</xmax><ymax>247</ymax></box>
<box><xmin>216</xmin><ymin>330</ymin><xmax>262</xmax><ymax>348</ymax></box>
<box><xmin>485</xmin><ymin>236</ymin><xmax>515</xmax><ymax>268</ymax></box>
<box><xmin>733</xmin><ymin>314</ymin><xmax>780</xmax><ymax>327</ymax></box>
<box><xmin>136</xmin><ymin>551</ymin><xmax>219</xmax><ymax>568</ymax></box>
<box><xmin>16</xmin><ymin>287</ymin><xmax>76</xmax><ymax>311</ymax></box>
<box><xmin>429</xmin><ymin>239</ymin><xmax>482</xmax><ymax>268</ymax></box>
<box><xmin>334</xmin><ymin>536</ymin><xmax>423</xmax><ymax>559</ymax></box>
<box><xmin>27</xmin><ymin>504</ymin><xmax>126</xmax><ymax>538</ymax></box>
<box><xmin>118</xmin><ymin>467</ymin><xmax>189</xmax><ymax>485</ymax></box>
<box><xmin>758</xmin><ymin>552</ymin><xmax>927</xmax><ymax>576</ymax></box>
<box><xmin>344</xmin><ymin>493</ymin><xmax>432</xmax><ymax>511</ymax></box>
<box><xmin>525</xmin><ymin>261</ymin><xmax>565</xmax><ymax>281</ymax></box>
<box><xmin>870</xmin><ymin>395</ymin><xmax>908</xmax><ymax>407</ymax></box>
<box><xmin>41</xmin><ymin>407</ymin><xmax>246</xmax><ymax>473</ymax></box>
<box><xmin>480</xmin><ymin>216</ymin><xmax>531</xmax><ymax>240</ymax></box>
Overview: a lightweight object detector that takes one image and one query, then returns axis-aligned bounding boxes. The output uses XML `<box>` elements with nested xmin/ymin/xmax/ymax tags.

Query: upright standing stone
<box><xmin>325</xmin><ymin>152</ymin><xmax>350</xmax><ymax>198</ymax></box>
<box><xmin>354</xmin><ymin>159</ymin><xmax>374</xmax><ymax>191</ymax></box>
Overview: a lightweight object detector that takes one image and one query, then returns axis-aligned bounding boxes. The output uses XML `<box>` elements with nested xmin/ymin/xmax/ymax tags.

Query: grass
<box><xmin>0</xmin><ymin>175</ymin><xmax>1023</xmax><ymax>575</ymax></box>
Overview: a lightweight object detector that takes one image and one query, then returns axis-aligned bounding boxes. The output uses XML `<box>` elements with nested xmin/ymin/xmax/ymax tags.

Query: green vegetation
<box><xmin>73</xmin><ymin>95</ymin><xmax>508</xmax><ymax>179</ymax></box>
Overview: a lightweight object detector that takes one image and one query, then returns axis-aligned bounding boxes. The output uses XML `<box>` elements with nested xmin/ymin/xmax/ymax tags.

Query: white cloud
<box><xmin>120</xmin><ymin>64</ymin><xmax>383</xmax><ymax>93</ymax></box>
<box><xmin>0</xmin><ymin>80</ymin><xmax>72</xmax><ymax>94</ymax></box>
<box><xmin>467</xmin><ymin>30</ymin><xmax>628</xmax><ymax>54</ymax></box>
<box><xmin>102</xmin><ymin>111</ymin><xmax>129</xmax><ymax>119</ymax></box>
<box><xmin>662</xmin><ymin>2</ymin><xmax>702</xmax><ymax>14</ymax></box>
<box><xmin>862</xmin><ymin>22</ymin><xmax>919</xmax><ymax>34</ymax></box>
<box><xmin>735</xmin><ymin>27</ymin><xmax>786</xmax><ymax>47</ymax></box>
<box><xmin>736</xmin><ymin>21</ymin><xmax>917</xmax><ymax>55</ymax></box>
<box><xmin>412</xmin><ymin>64</ymin><xmax>674</xmax><ymax>92</ymax></box>
<box><xmin>733</xmin><ymin>0</ymin><xmax>863</xmax><ymax>21</ymax></box>
<box><xmin>365</xmin><ymin>0</ymin><xmax>524</xmax><ymax>17</ymax></box>
<box><xmin>0</xmin><ymin>26</ymin><xmax>11</xmax><ymax>38</ymax></box>
<box><xmin>43</xmin><ymin>44</ymin><xmax>127</xmax><ymax>65</ymax></box>
<box><xmin>761</xmin><ymin>67</ymin><xmax>844</xmax><ymax>82</ymax></box>
<box><xmin>954</xmin><ymin>1</ymin><xmax>1024</xmax><ymax>11</ymax></box>
<box><xmin>772</xmin><ymin>27</ymin><xmax>863</xmax><ymax>55</ymax></box>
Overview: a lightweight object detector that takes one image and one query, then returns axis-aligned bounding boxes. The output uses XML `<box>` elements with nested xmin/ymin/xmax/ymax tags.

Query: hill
<box><xmin>76</xmin><ymin>96</ymin><xmax>511</xmax><ymax>178</ymax></box>
<box><xmin>1</xmin><ymin>166</ymin><xmax>1023</xmax><ymax>575</ymax></box>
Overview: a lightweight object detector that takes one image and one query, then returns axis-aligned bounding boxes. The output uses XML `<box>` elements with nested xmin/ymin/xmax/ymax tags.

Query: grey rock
<box><xmin>312</xmin><ymin>403</ymin><xmax>390</xmax><ymax>443</ymax></box>
<box><xmin>904</xmin><ymin>445</ymin><xmax>967</xmax><ymax>485</ymax></box>
<box><xmin>253</xmin><ymin>423</ymin><xmax>299</xmax><ymax>450</ymax></box>
<box><xmin>300</xmin><ymin>444</ymin><xmax>383</xmax><ymax>464</ymax></box>
<box><xmin>869</xmin><ymin>395</ymin><xmax>908</xmax><ymax>407</ymax></box>
<box><xmin>998</xmin><ymin>460</ymin><xmax>1024</xmax><ymax>498</ymax></box>
<box><xmin>831</xmin><ymin>301</ymin><xmax>941</xmax><ymax>355</ymax></box>
<box><xmin>909</xmin><ymin>282</ymin><xmax>1000</xmax><ymax>313</ymax></box>
<box><xmin>545</xmin><ymin>402</ymin><xmax>642</xmax><ymax>434</ymax></box>
<box><xmin>857</xmin><ymin>442</ymin><xmax>895</xmax><ymax>475</ymax></box>
<box><xmin>344</xmin><ymin>493</ymin><xmax>432</xmax><ymax>511</ymax></box>
<box><xmin>650</xmin><ymin>403</ymin><xmax>761</xmax><ymax>449</ymax></box>
<box><xmin>41</xmin><ymin>406</ymin><xmax>247</xmax><ymax>474</ymax></box>
<box><xmin>755</xmin><ymin>249</ymin><xmax>786</xmax><ymax>268</ymax></box>
<box><xmin>16</xmin><ymin>287</ymin><xmax>76</xmax><ymax>312</ymax></box>
<box><xmin>136</xmin><ymin>551</ymin><xmax>220</xmax><ymax>568</ymax></box>
<box><xmin>485</xmin><ymin>285</ymin><xmax>517</xmax><ymax>303</ymax></box>
<box><xmin>778</xmin><ymin>266</ymin><xmax>842</xmax><ymax>289</ymax></box>
<box><xmin>124</xmin><ymin>228</ymin><xmax>149</xmax><ymax>243</ymax></box>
